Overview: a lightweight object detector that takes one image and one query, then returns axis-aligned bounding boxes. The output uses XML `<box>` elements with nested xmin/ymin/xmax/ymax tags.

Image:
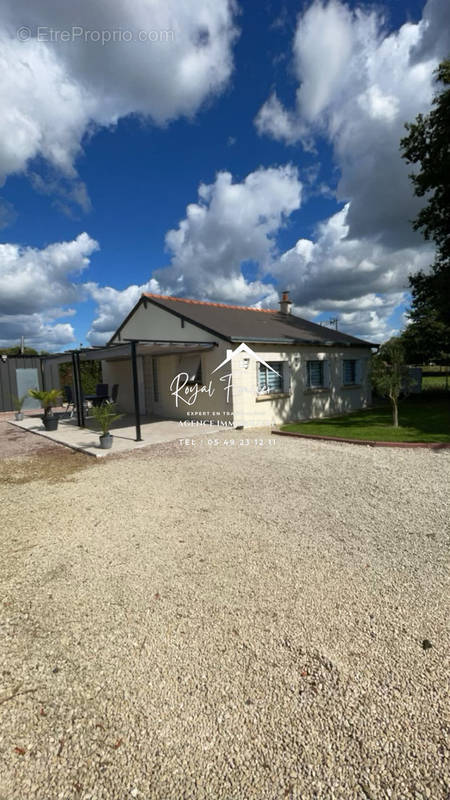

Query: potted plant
<box><xmin>91</xmin><ymin>402</ymin><xmax>123</xmax><ymax>449</ymax></box>
<box><xmin>28</xmin><ymin>388</ymin><xmax>61</xmax><ymax>431</ymax></box>
<box><xmin>12</xmin><ymin>395</ymin><xmax>27</xmax><ymax>421</ymax></box>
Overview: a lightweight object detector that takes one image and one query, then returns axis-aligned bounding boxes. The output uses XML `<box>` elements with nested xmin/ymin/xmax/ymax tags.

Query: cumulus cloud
<box><xmin>85</xmin><ymin>279</ymin><xmax>160</xmax><ymax>345</ymax></box>
<box><xmin>0</xmin><ymin>232</ymin><xmax>98</xmax><ymax>350</ymax></box>
<box><xmin>254</xmin><ymin>0</ymin><xmax>450</xmax><ymax>338</ymax></box>
<box><xmin>0</xmin><ymin>0</ymin><xmax>238</xmax><ymax>191</ymax></box>
<box><xmin>273</xmin><ymin>205</ymin><xmax>434</xmax><ymax>340</ymax></box>
<box><xmin>84</xmin><ymin>166</ymin><xmax>301</xmax><ymax>344</ymax></box>
<box><xmin>155</xmin><ymin>165</ymin><xmax>302</xmax><ymax>298</ymax></box>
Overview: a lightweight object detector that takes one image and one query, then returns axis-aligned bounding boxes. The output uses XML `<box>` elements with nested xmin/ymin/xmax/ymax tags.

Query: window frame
<box><xmin>306</xmin><ymin>359</ymin><xmax>325</xmax><ymax>389</ymax></box>
<box><xmin>178</xmin><ymin>354</ymin><xmax>203</xmax><ymax>386</ymax></box>
<box><xmin>257</xmin><ymin>361</ymin><xmax>284</xmax><ymax>395</ymax></box>
<box><xmin>152</xmin><ymin>357</ymin><xmax>159</xmax><ymax>402</ymax></box>
<box><xmin>343</xmin><ymin>359</ymin><xmax>358</xmax><ymax>386</ymax></box>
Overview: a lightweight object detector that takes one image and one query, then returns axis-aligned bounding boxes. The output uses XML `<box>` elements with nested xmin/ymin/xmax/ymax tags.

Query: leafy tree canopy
<box><xmin>371</xmin><ymin>338</ymin><xmax>412</xmax><ymax>427</ymax></box>
<box><xmin>400</xmin><ymin>59</ymin><xmax>450</xmax><ymax>359</ymax></box>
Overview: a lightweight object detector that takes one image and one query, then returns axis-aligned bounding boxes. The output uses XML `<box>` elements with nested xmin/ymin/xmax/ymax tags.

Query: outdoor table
<box><xmin>84</xmin><ymin>394</ymin><xmax>108</xmax><ymax>407</ymax></box>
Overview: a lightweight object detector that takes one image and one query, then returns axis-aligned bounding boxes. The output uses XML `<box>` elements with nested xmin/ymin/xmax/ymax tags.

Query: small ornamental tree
<box><xmin>28</xmin><ymin>388</ymin><xmax>61</xmax><ymax>419</ymax></box>
<box><xmin>370</xmin><ymin>338</ymin><xmax>412</xmax><ymax>428</ymax></box>
<box><xmin>12</xmin><ymin>394</ymin><xmax>27</xmax><ymax>412</ymax></box>
<box><xmin>91</xmin><ymin>402</ymin><xmax>123</xmax><ymax>437</ymax></box>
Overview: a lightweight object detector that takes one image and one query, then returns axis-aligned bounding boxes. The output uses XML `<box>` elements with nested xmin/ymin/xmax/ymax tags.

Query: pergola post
<box><xmin>130</xmin><ymin>340</ymin><xmax>142</xmax><ymax>442</ymax></box>
<box><xmin>71</xmin><ymin>352</ymin><xmax>81</xmax><ymax>427</ymax></box>
<box><xmin>72</xmin><ymin>352</ymin><xmax>84</xmax><ymax>427</ymax></box>
<box><xmin>77</xmin><ymin>353</ymin><xmax>85</xmax><ymax>427</ymax></box>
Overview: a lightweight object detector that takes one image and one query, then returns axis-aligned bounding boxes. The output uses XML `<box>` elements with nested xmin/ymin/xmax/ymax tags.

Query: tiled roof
<box><xmin>141</xmin><ymin>293</ymin><xmax>374</xmax><ymax>348</ymax></box>
<box><xmin>143</xmin><ymin>293</ymin><xmax>277</xmax><ymax>313</ymax></box>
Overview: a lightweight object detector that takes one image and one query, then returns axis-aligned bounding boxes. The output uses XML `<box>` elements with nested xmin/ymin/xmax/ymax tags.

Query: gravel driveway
<box><xmin>1</xmin><ymin>430</ymin><xmax>449</xmax><ymax>799</ymax></box>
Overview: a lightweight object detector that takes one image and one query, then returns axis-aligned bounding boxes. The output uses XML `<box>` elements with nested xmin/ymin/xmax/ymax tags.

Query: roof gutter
<box><xmin>229</xmin><ymin>336</ymin><xmax>375</xmax><ymax>347</ymax></box>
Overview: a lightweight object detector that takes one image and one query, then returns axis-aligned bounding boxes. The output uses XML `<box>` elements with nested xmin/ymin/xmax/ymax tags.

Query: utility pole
<box><xmin>20</xmin><ymin>335</ymin><xmax>24</xmax><ymax>354</ymax></box>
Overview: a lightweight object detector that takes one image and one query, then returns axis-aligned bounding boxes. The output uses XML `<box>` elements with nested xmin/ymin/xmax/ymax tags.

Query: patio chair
<box><xmin>96</xmin><ymin>383</ymin><xmax>109</xmax><ymax>398</ymax></box>
<box><xmin>63</xmin><ymin>385</ymin><xmax>75</xmax><ymax>417</ymax></box>
<box><xmin>91</xmin><ymin>383</ymin><xmax>109</xmax><ymax>407</ymax></box>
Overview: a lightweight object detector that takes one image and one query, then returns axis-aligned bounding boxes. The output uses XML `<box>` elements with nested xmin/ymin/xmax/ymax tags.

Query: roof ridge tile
<box><xmin>142</xmin><ymin>292</ymin><xmax>277</xmax><ymax>313</ymax></box>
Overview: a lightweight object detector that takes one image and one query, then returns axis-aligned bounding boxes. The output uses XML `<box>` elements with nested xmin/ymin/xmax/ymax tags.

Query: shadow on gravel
<box><xmin>0</xmin><ymin>447</ymin><xmax>96</xmax><ymax>486</ymax></box>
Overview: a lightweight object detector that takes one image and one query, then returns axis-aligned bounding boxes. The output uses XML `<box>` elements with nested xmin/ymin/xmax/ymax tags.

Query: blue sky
<box><xmin>0</xmin><ymin>0</ymin><xmax>448</xmax><ymax>350</ymax></box>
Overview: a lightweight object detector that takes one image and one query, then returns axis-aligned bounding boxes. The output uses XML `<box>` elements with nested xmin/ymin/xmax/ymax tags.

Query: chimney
<box><xmin>279</xmin><ymin>290</ymin><xmax>292</xmax><ymax>315</ymax></box>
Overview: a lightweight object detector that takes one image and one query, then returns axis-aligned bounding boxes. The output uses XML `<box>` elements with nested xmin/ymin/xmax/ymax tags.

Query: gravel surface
<box><xmin>0</xmin><ymin>416</ymin><xmax>62</xmax><ymax>459</ymax></box>
<box><xmin>0</xmin><ymin>430</ymin><xmax>449</xmax><ymax>799</ymax></box>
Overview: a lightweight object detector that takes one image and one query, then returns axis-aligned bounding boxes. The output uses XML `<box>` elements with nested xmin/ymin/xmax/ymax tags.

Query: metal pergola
<box><xmin>41</xmin><ymin>338</ymin><xmax>217</xmax><ymax>442</ymax></box>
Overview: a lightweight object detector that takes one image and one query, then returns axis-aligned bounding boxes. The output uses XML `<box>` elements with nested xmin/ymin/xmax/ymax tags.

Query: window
<box><xmin>257</xmin><ymin>361</ymin><xmax>283</xmax><ymax>394</ymax></box>
<box><xmin>343</xmin><ymin>359</ymin><xmax>357</xmax><ymax>385</ymax></box>
<box><xmin>178</xmin><ymin>354</ymin><xmax>202</xmax><ymax>384</ymax></box>
<box><xmin>152</xmin><ymin>358</ymin><xmax>159</xmax><ymax>402</ymax></box>
<box><xmin>307</xmin><ymin>360</ymin><xmax>324</xmax><ymax>388</ymax></box>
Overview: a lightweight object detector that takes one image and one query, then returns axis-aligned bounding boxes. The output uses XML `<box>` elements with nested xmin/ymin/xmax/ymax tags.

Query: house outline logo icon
<box><xmin>211</xmin><ymin>342</ymin><xmax>281</xmax><ymax>376</ymax></box>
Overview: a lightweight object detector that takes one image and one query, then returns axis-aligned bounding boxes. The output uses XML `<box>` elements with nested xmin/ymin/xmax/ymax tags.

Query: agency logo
<box><xmin>211</xmin><ymin>342</ymin><xmax>280</xmax><ymax>376</ymax></box>
<box><xmin>170</xmin><ymin>342</ymin><xmax>280</xmax><ymax>407</ymax></box>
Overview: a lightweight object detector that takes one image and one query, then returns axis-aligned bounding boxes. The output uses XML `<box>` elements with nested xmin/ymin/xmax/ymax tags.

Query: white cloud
<box><xmin>85</xmin><ymin>166</ymin><xmax>301</xmax><ymax>344</ymax></box>
<box><xmin>272</xmin><ymin>204</ymin><xmax>434</xmax><ymax>340</ymax></box>
<box><xmin>255</xmin><ymin>0</ymin><xmax>446</xmax><ymax>247</ymax></box>
<box><xmin>85</xmin><ymin>279</ymin><xmax>160</xmax><ymax>345</ymax></box>
<box><xmin>0</xmin><ymin>316</ymin><xmax>75</xmax><ymax>350</ymax></box>
<box><xmin>254</xmin><ymin>0</ymin><xmax>450</xmax><ymax>339</ymax></box>
<box><xmin>0</xmin><ymin>0</ymin><xmax>238</xmax><ymax>190</ymax></box>
<box><xmin>155</xmin><ymin>165</ymin><xmax>302</xmax><ymax>298</ymax></box>
<box><xmin>0</xmin><ymin>232</ymin><xmax>98</xmax><ymax>350</ymax></box>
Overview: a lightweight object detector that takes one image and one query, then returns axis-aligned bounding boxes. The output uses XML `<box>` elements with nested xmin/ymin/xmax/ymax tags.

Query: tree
<box><xmin>401</xmin><ymin>310</ymin><xmax>450</xmax><ymax>365</ymax></box>
<box><xmin>1</xmin><ymin>345</ymin><xmax>39</xmax><ymax>356</ymax></box>
<box><xmin>28</xmin><ymin>389</ymin><xmax>61</xmax><ymax>420</ymax></box>
<box><xmin>400</xmin><ymin>59</ymin><xmax>450</xmax><ymax>357</ymax></box>
<box><xmin>370</xmin><ymin>339</ymin><xmax>412</xmax><ymax>427</ymax></box>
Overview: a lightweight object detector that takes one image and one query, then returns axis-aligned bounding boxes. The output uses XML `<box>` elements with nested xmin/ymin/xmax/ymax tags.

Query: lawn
<box><xmin>281</xmin><ymin>393</ymin><xmax>450</xmax><ymax>443</ymax></box>
<box><xmin>422</xmin><ymin>374</ymin><xmax>449</xmax><ymax>391</ymax></box>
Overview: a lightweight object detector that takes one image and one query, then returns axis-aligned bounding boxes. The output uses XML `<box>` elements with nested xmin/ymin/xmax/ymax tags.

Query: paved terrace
<box><xmin>8</xmin><ymin>411</ymin><xmax>220</xmax><ymax>457</ymax></box>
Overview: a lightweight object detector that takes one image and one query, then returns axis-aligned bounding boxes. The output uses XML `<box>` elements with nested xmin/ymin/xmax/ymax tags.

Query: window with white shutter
<box><xmin>257</xmin><ymin>362</ymin><xmax>283</xmax><ymax>394</ymax></box>
<box><xmin>343</xmin><ymin>359</ymin><xmax>358</xmax><ymax>385</ymax></box>
<box><xmin>307</xmin><ymin>360</ymin><xmax>325</xmax><ymax>388</ymax></box>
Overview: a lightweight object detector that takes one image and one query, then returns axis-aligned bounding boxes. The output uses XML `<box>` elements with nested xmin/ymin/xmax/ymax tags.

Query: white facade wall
<box><xmin>145</xmin><ymin>342</ymin><xmax>233</xmax><ymax>423</ymax></box>
<box><xmin>101</xmin><ymin>357</ymin><xmax>146</xmax><ymax>414</ymax></box>
<box><xmin>111</xmin><ymin>301</ymin><xmax>219</xmax><ymax>345</ymax></box>
<box><xmin>231</xmin><ymin>345</ymin><xmax>372</xmax><ymax>428</ymax></box>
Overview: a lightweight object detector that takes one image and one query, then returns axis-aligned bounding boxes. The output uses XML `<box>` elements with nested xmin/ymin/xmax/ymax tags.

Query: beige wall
<box><xmin>231</xmin><ymin>346</ymin><xmax>372</xmax><ymax>428</ymax></box>
<box><xmin>102</xmin><ymin>344</ymin><xmax>372</xmax><ymax>428</ymax></box>
<box><xmin>102</xmin><ymin>342</ymin><xmax>234</xmax><ymax>426</ymax></box>
<box><xmin>111</xmin><ymin>301</ymin><xmax>220</xmax><ymax>345</ymax></box>
<box><xmin>101</xmin><ymin>358</ymin><xmax>145</xmax><ymax>415</ymax></box>
<box><xmin>148</xmin><ymin>342</ymin><xmax>233</xmax><ymax>427</ymax></box>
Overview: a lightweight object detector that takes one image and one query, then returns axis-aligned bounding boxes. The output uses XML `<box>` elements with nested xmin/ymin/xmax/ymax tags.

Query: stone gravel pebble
<box><xmin>0</xmin><ymin>430</ymin><xmax>449</xmax><ymax>799</ymax></box>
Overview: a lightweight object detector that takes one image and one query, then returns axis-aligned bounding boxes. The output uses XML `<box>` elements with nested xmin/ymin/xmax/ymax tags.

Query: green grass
<box><xmin>422</xmin><ymin>375</ymin><xmax>449</xmax><ymax>391</ymax></box>
<box><xmin>281</xmin><ymin>394</ymin><xmax>450</xmax><ymax>443</ymax></box>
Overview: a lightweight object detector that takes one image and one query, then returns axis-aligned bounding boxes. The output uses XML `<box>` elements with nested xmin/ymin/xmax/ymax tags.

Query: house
<box><xmin>101</xmin><ymin>291</ymin><xmax>375</xmax><ymax>429</ymax></box>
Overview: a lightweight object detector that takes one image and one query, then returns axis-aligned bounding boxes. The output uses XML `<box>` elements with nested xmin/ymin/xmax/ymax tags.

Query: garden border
<box><xmin>272</xmin><ymin>429</ymin><xmax>450</xmax><ymax>449</ymax></box>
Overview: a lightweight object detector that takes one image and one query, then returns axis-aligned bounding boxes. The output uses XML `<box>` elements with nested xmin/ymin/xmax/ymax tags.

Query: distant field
<box><xmin>422</xmin><ymin>374</ymin><xmax>449</xmax><ymax>391</ymax></box>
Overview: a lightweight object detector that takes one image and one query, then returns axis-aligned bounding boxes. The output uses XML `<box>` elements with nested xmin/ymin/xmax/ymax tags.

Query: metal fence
<box><xmin>0</xmin><ymin>355</ymin><xmax>61</xmax><ymax>412</ymax></box>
